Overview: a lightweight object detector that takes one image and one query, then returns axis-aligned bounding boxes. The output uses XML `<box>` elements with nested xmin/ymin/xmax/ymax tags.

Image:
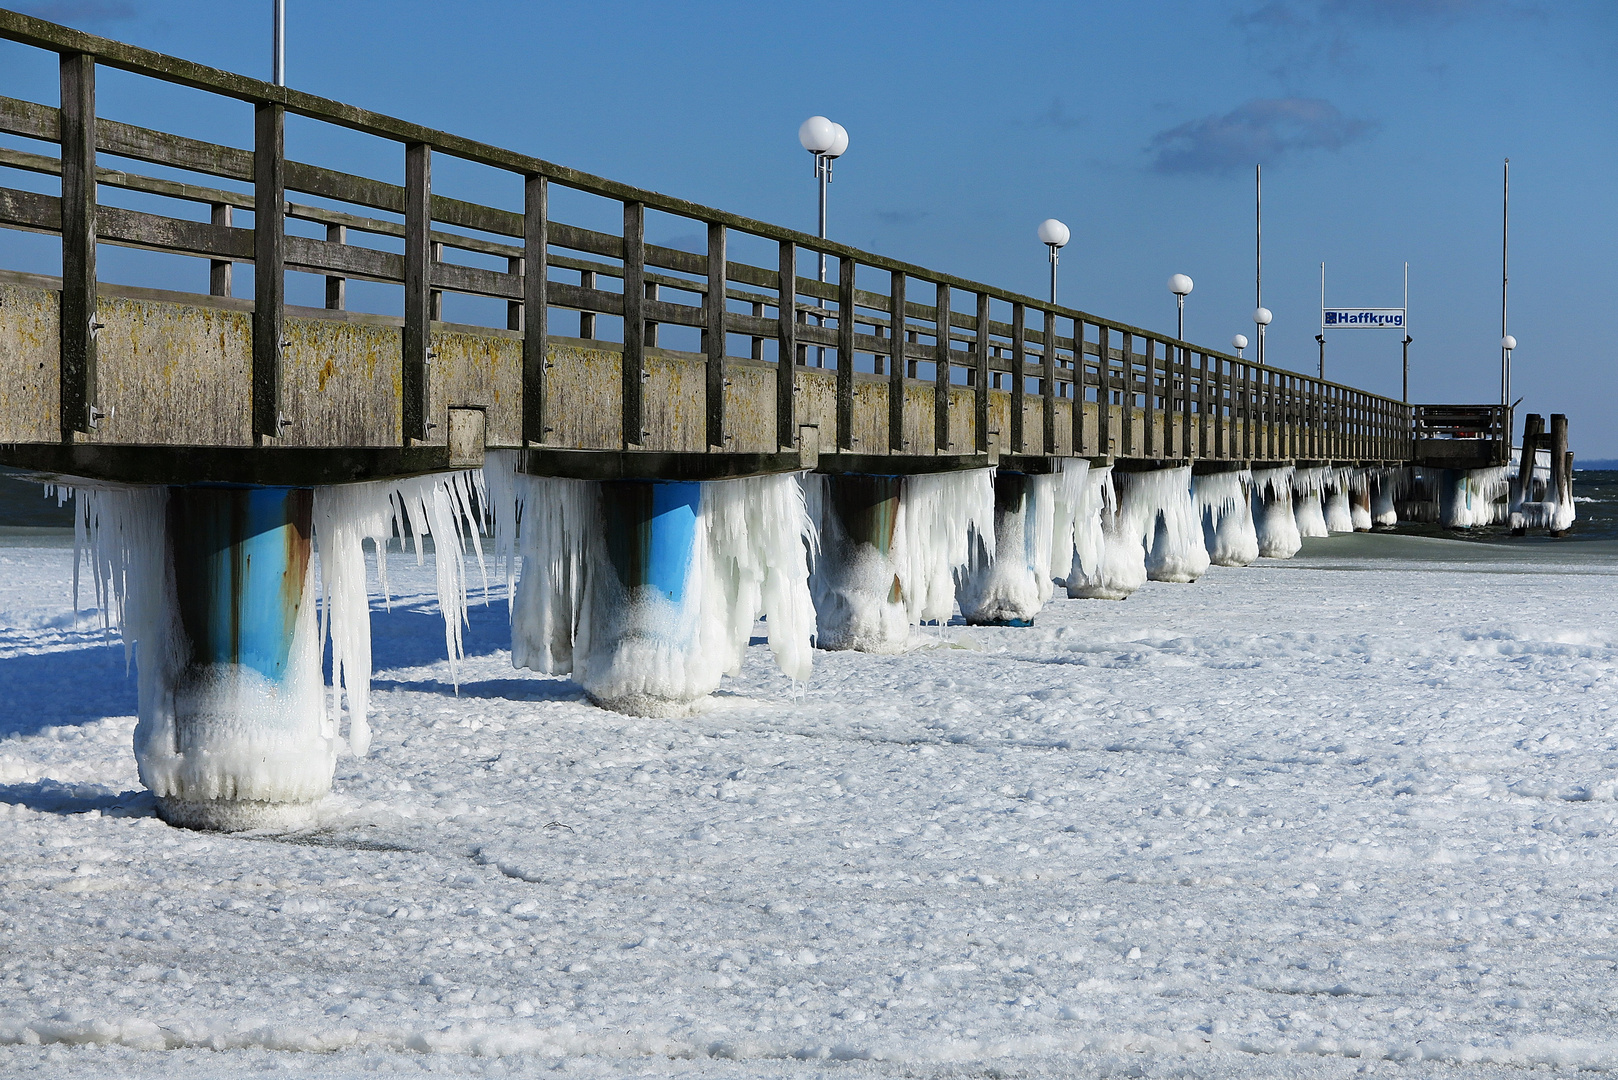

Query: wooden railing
<box><xmin>0</xmin><ymin>11</ymin><xmax>1414</xmax><ymax>463</ymax></box>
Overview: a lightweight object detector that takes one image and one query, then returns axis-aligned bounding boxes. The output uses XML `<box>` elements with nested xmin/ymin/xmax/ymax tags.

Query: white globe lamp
<box><xmin>1231</xmin><ymin>333</ymin><xmax>1248</xmax><ymax>357</ymax></box>
<box><xmin>1037</xmin><ymin>219</ymin><xmax>1070</xmax><ymax>248</ymax></box>
<box><xmin>798</xmin><ymin>116</ymin><xmax>836</xmax><ymax>154</ymax></box>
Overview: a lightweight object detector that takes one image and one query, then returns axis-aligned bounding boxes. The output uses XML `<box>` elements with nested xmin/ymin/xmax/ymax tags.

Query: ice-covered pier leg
<box><xmin>1349</xmin><ymin>470</ymin><xmax>1373</xmax><ymax>531</ymax></box>
<box><xmin>956</xmin><ymin>470</ymin><xmax>1049</xmax><ymax>626</ymax></box>
<box><xmin>1251</xmin><ymin>466</ymin><xmax>1301</xmax><ymax>558</ymax></box>
<box><xmin>1438</xmin><ymin>467</ymin><xmax>1510</xmax><ymax>528</ymax></box>
<box><xmin>1293</xmin><ymin>467</ymin><xmax>1329</xmax><ymax>538</ymax></box>
<box><xmin>1370</xmin><ymin>468</ymin><xmax>1400</xmax><ymax>527</ymax></box>
<box><xmin>146</xmin><ymin>486</ymin><xmax>332</xmax><ymax>832</ymax></box>
<box><xmin>809</xmin><ymin>473</ymin><xmax>909</xmax><ymax>650</ymax></box>
<box><xmin>1194</xmin><ymin>467</ymin><xmax>1258</xmax><ymax>568</ymax></box>
<box><xmin>1323</xmin><ymin>470</ymin><xmax>1356</xmax><ymax>533</ymax></box>
<box><xmin>1140</xmin><ymin>466</ymin><xmax>1208</xmax><ymax>583</ymax></box>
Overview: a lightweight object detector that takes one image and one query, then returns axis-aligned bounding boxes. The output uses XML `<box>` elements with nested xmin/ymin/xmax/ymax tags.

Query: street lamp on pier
<box><xmin>1231</xmin><ymin>333</ymin><xmax>1248</xmax><ymax>359</ymax></box>
<box><xmin>1168</xmin><ymin>274</ymin><xmax>1193</xmax><ymax>340</ymax></box>
<box><xmin>1252</xmin><ymin>306</ymin><xmax>1272</xmax><ymax>366</ymax></box>
<box><xmin>798</xmin><ymin>116</ymin><xmax>848</xmax><ymax>366</ymax></box>
<box><xmin>1037</xmin><ymin>219</ymin><xmax>1070</xmax><ymax>304</ymax></box>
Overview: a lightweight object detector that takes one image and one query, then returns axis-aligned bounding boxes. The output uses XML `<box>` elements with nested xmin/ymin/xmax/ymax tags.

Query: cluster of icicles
<box><xmin>48</xmin><ymin>455</ymin><xmax>1541</xmax><ymax>826</ymax></box>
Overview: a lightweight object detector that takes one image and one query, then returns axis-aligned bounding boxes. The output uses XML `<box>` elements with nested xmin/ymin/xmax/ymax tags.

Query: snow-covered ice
<box><xmin>4</xmin><ymin>524</ymin><xmax>1618</xmax><ymax>1079</ymax></box>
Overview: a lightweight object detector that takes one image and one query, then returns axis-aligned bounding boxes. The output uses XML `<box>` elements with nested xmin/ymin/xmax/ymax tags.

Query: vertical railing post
<box><xmin>1010</xmin><ymin>301</ymin><xmax>1026</xmax><ymax>453</ymax></box>
<box><xmin>579</xmin><ymin>270</ymin><xmax>596</xmax><ymax>338</ymax></box>
<box><xmin>210</xmin><ymin>203</ymin><xmax>233</xmax><ymax>297</ymax></box>
<box><xmin>1239</xmin><ymin>362</ymin><xmax>1252</xmax><ymax>460</ymax></box>
<box><xmin>58</xmin><ymin>51</ymin><xmax>97</xmax><ymax>437</ymax></box>
<box><xmin>1041</xmin><ymin>310</ymin><xmax>1057</xmax><ymax>454</ymax></box>
<box><xmin>402</xmin><ymin>142</ymin><xmax>431</xmax><ymax>443</ymax></box>
<box><xmin>506</xmin><ymin>255</ymin><xmax>524</xmax><ymax>331</ymax></box>
<box><xmin>1180</xmin><ymin>342</ymin><xmax>1193</xmax><ymax>459</ymax></box>
<box><xmin>645</xmin><ymin>281</ymin><xmax>659</xmax><ymax>348</ymax></box>
<box><xmin>1097</xmin><ymin>326</ymin><xmax>1113</xmax><ymax>457</ymax></box>
<box><xmin>1073</xmin><ymin>321</ymin><xmax>1088</xmax><ymax>456</ymax></box>
<box><xmin>708</xmin><ymin>224</ymin><xmax>730</xmax><ymax>450</ymax></box>
<box><xmin>751</xmin><ymin>301</ymin><xmax>765</xmax><ymax>361</ymax></box>
<box><xmin>1142</xmin><ymin>337</ymin><xmax>1157</xmax><ymax>458</ymax></box>
<box><xmin>621</xmin><ymin>201</ymin><xmax>645</xmax><ymax>448</ymax></box>
<box><xmin>974</xmin><ymin>292</ymin><xmax>991</xmax><ymax>453</ymax></box>
<box><xmin>323</xmin><ymin>223</ymin><xmax>345</xmax><ymax>309</ymax></box>
<box><xmin>521</xmin><ymin>174</ymin><xmax>548</xmax><ymax>445</ymax></box>
<box><xmin>934</xmin><ymin>283</ymin><xmax>951</xmax><ymax>451</ymax></box>
<box><xmin>836</xmin><ymin>255</ymin><xmax>856</xmax><ymax>451</ymax></box>
<box><xmin>252</xmin><ymin>100</ymin><xmax>286</xmax><ymax>440</ymax></box>
<box><xmin>888</xmin><ymin>271</ymin><xmax>905</xmax><ymax>451</ymax></box>
<box><xmin>429</xmin><ymin>240</ymin><xmax>444</xmax><ymax>321</ymax></box>
<box><xmin>776</xmin><ymin>241</ymin><xmax>798</xmax><ymax>449</ymax></box>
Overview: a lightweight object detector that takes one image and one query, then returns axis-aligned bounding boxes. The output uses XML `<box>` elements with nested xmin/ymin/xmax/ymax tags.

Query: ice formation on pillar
<box><xmin>802</xmin><ymin>468</ymin><xmax>993</xmax><ymax>651</ymax></box>
<box><xmin>1066</xmin><ymin>466</ymin><xmax>1142</xmax><ymax>600</ymax></box>
<box><xmin>1250</xmin><ymin>466</ymin><xmax>1302</xmax><ymax>559</ymax></box>
<box><xmin>1438</xmin><ymin>466</ymin><xmax>1511</xmax><ymax>528</ymax></box>
<box><xmin>1323</xmin><ymin>469</ymin><xmax>1356</xmax><ymax>533</ymax></box>
<box><xmin>1292</xmin><ymin>467</ymin><xmax>1330</xmax><ymax>538</ymax></box>
<box><xmin>1370</xmin><ymin>467</ymin><xmax>1405</xmax><ymax>527</ymax></box>
<box><xmin>488</xmin><ymin>453</ymin><xmax>817</xmax><ymax>711</ymax></box>
<box><xmin>55</xmin><ymin>472</ymin><xmax>481</xmax><ymax>830</ymax></box>
<box><xmin>957</xmin><ymin>460</ymin><xmax>1088</xmax><ymax>626</ymax></box>
<box><xmin>1139</xmin><ymin>466</ymin><xmax>1209</xmax><ymax>583</ymax></box>
<box><xmin>1194</xmin><ymin>470</ymin><xmax>1258</xmax><ymax>567</ymax></box>
<box><xmin>1510</xmin><ymin>451</ymin><xmax>1575</xmax><ymax>533</ymax></box>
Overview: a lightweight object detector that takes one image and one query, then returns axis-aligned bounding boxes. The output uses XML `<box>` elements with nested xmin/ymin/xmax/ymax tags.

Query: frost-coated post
<box><xmin>146</xmin><ymin>486</ymin><xmax>332</xmax><ymax>831</ymax></box>
<box><xmin>1141</xmin><ymin>466</ymin><xmax>1208</xmax><ymax>583</ymax></box>
<box><xmin>1251</xmin><ymin>467</ymin><xmax>1302</xmax><ymax>559</ymax></box>
<box><xmin>1195</xmin><ymin>469</ymin><xmax>1259</xmax><ymax>567</ymax></box>
<box><xmin>1349</xmin><ymin>469</ymin><xmax>1373</xmax><ymax>531</ymax></box>
<box><xmin>957</xmin><ymin>470</ymin><xmax>1050</xmax><ymax>626</ymax></box>
<box><xmin>1370</xmin><ymin>468</ymin><xmax>1400</xmax><ymax>527</ymax></box>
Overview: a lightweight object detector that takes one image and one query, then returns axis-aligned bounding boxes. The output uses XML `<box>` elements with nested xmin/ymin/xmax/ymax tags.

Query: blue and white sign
<box><xmin>1322</xmin><ymin>307</ymin><xmax>1405</xmax><ymax>329</ymax></box>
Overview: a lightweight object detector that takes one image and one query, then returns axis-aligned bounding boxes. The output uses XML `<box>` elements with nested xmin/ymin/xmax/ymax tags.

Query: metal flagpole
<box><xmin>1501</xmin><ymin>158</ymin><xmax>1510</xmax><ymax>407</ymax></box>
<box><xmin>273</xmin><ymin>0</ymin><xmax>285</xmax><ymax>86</ymax></box>
<box><xmin>1402</xmin><ymin>261</ymin><xmax>1411</xmax><ymax>404</ymax></box>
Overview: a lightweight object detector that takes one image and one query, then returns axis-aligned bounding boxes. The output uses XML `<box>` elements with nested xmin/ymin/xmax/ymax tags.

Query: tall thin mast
<box><xmin>1501</xmin><ymin>158</ymin><xmax>1509</xmax><ymax>406</ymax></box>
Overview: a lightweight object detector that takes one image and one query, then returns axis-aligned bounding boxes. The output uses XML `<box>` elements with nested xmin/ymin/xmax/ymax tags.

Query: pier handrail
<box><xmin>0</xmin><ymin>9</ymin><xmax>1412</xmax><ymax>464</ymax></box>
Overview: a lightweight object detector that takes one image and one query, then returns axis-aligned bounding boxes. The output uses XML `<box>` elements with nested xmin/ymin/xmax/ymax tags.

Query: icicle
<box><xmin>1135</xmin><ymin>466</ymin><xmax>1208</xmax><ymax>583</ymax></box>
<box><xmin>1046</xmin><ymin>458</ymin><xmax>1094</xmax><ymax>585</ymax></box>
<box><xmin>956</xmin><ymin>466</ymin><xmax>1068</xmax><ymax>625</ymax></box>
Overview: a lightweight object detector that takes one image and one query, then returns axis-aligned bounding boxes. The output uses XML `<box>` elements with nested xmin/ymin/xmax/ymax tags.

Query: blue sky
<box><xmin>5</xmin><ymin>0</ymin><xmax>1617</xmax><ymax>453</ymax></box>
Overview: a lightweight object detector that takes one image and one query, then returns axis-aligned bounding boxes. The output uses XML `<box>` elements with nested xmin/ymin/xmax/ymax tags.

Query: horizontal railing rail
<box><xmin>0</xmin><ymin>10</ymin><xmax>1414</xmax><ymax>462</ymax></box>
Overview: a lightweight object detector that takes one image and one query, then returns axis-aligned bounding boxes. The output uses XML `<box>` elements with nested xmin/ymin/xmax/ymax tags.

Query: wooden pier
<box><xmin>0</xmin><ymin>12</ymin><xmax>1464</xmax><ymax>486</ymax></box>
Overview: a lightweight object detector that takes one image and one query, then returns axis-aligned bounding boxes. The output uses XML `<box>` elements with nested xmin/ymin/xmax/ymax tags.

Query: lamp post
<box><xmin>1253</xmin><ymin>306</ymin><xmax>1272</xmax><ymax>367</ymax></box>
<box><xmin>798</xmin><ymin>116</ymin><xmax>848</xmax><ymax>367</ymax></box>
<box><xmin>1037</xmin><ymin>219</ymin><xmax>1069</xmax><ymax>304</ymax></box>
<box><xmin>272</xmin><ymin>0</ymin><xmax>284</xmax><ymax>85</ymax></box>
<box><xmin>1168</xmin><ymin>274</ymin><xmax>1193</xmax><ymax>340</ymax></box>
<box><xmin>1231</xmin><ymin>334</ymin><xmax>1247</xmax><ymax>359</ymax></box>
<box><xmin>1502</xmin><ymin>334</ymin><xmax>1517</xmax><ymax>412</ymax></box>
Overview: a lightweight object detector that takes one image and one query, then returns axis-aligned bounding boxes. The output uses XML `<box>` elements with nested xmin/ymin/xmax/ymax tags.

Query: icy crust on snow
<box><xmin>1250</xmin><ymin>466</ymin><xmax>1301</xmax><ymax>558</ymax></box>
<box><xmin>807</xmin><ymin>468</ymin><xmax>993</xmax><ymax>651</ymax></box>
<box><xmin>1193</xmin><ymin>470</ymin><xmax>1258</xmax><ymax>567</ymax></box>
<box><xmin>1292</xmin><ymin>466</ymin><xmax>1330</xmax><ymax>538</ymax></box>
<box><xmin>957</xmin><ymin>460</ymin><xmax>1087</xmax><ymax>624</ymax></box>
<box><xmin>490</xmin><ymin>454</ymin><xmax>816</xmax><ymax>712</ymax></box>
<box><xmin>9</xmin><ymin>537</ymin><xmax>1618</xmax><ymax>1078</ymax></box>
<box><xmin>51</xmin><ymin>474</ymin><xmax>483</xmax><ymax>815</ymax></box>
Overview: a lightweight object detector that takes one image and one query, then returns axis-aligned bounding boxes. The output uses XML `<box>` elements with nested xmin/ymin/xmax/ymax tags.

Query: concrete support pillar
<box><xmin>1141</xmin><ymin>467</ymin><xmax>1208</xmax><ymax>583</ymax></box>
<box><xmin>1324</xmin><ymin>474</ymin><xmax>1355</xmax><ymax>533</ymax></box>
<box><xmin>957</xmin><ymin>470</ymin><xmax>1047</xmax><ymax>626</ymax></box>
<box><xmin>1370</xmin><ymin>469</ymin><xmax>1399</xmax><ymax>527</ymax></box>
<box><xmin>142</xmin><ymin>486</ymin><xmax>332</xmax><ymax>832</ymax></box>
<box><xmin>1349</xmin><ymin>470</ymin><xmax>1373</xmax><ymax>531</ymax></box>
<box><xmin>1195</xmin><ymin>469</ymin><xmax>1258</xmax><ymax>568</ymax></box>
<box><xmin>1293</xmin><ymin>470</ymin><xmax>1329</xmax><ymax>538</ymax></box>
<box><xmin>1251</xmin><ymin>468</ymin><xmax>1302</xmax><ymax>559</ymax></box>
<box><xmin>810</xmin><ymin>473</ymin><xmax>909</xmax><ymax>651</ymax></box>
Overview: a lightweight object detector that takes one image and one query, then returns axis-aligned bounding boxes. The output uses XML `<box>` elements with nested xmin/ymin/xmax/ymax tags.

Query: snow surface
<box><xmin>5</xmin><ymin>529</ymin><xmax>1618</xmax><ymax>1078</ymax></box>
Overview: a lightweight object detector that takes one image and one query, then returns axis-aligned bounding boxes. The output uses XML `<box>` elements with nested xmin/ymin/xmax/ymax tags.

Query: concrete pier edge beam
<box><xmin>146</xmin><ymin>484</ymin><xmax>332</xmax><ymax>832</ymax></box>
<box><xmin>957</xmin><ymin>470</ymin><xmax>1044</xmax><ymax>627</ymax></box>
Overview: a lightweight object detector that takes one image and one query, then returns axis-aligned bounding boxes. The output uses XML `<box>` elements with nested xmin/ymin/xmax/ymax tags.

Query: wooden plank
<box><xmin>777</xmin><ymin>241</ymin><xmax>797</xmax><ymax>449</ymax></box>
<box><xmin>99</xmin><ymin>115</ymin><xmax>252</xmax><ymax>181</ymax></box>
<box><xmin>1096</xmin><ymin>326</ymin><xmax>1112</xmax><ymax>457</ymax></box>
<box><xmin>58</xmin><ymin>52</ymin><xmax>96</xmax><ymax>437</ymax></box>
<box><xmin>0</xmin><ymin>94</ymin><xmax>58</xmax><ymax>140</ymax></box>
<box><xmin>888</xmin><ymin>270</ymin><xmax>905</xmax><ymax>451</ymax></box>
<box><xmin>975</xmin><ymin>292</ymin><xmax>991</xmax><ymax>453</ymax></box>
<box><xmin>1179</xmin><ymin>342</ymin><xmax>1192</xmax><ymax>459</ymax></box>
<box><xmin>1041</xmin><ymin>308</ymin><xmax>1056</xmax><ymax>454</ymax></box>
<box><xmin>1073</xmin><ymin>320</ymin><xmax>1088</xmax><ymax>455</ymax></box>
<box><xmin>707</xmin><ymin>223</ymin><xmax>728</xmax><ymax>449</ymax></box>
<box><xmin>252</xmin><ymin>102</ymin><xmax>284</xmax><ymax>439</ymax></box>
<box><xmin>836</xmin><ymin>256</ymin><xmax>857</xmax><ymax>451</ymax></box>
<box><xmin>522</xmin><ymin>174</ymin><xmax>547</xmax><ymax>444</ymax></box>
<box><xmin>210</xmin><ymin>202</ymin><xmax>233</xmax><ymax>296</ymax></box>
<box><xmin>1010</xmin><ymin>301</ymin><xmax>1025</xmax><ymax>453</ymax></box>
<box><xmin>934</xmin><ymin>283</ymin><xmax>951</xmax><ymax>451</ymax></box>
<box><xmin>402</xmin><ymin>141</ymin><xmax>431</xmax><ymax>443</ymax></box>
<box><xmin>622</xmin><ymin>200</ymin><xmax>645</xmax><ymax>447</ymax></box>
<box><xmin>99</xmin><ymin>202</ymin><xmax>253</xmax><ymax>259</ymax></box>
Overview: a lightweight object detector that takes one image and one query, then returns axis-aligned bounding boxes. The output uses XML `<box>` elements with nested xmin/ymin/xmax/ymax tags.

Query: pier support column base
<box><xmin>156</xmin><ymin>797</ymin><xmax>320</xmax><ymax>832</ymax></box>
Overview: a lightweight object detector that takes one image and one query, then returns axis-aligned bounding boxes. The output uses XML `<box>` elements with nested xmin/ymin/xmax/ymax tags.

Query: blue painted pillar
<box><xmin>146</xmin><ymin>485</ymin><xmax>330</xmax><ymax>831</ymax></box>
<box><xmin>600</xmin><ymin>479</ymin><xmax>702</xmax><ymax>604</ymax></box>
<box><xmin>808</xmin><ymin>473</ymin><xmax>908</xmax><ymax>652</ymax></box>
